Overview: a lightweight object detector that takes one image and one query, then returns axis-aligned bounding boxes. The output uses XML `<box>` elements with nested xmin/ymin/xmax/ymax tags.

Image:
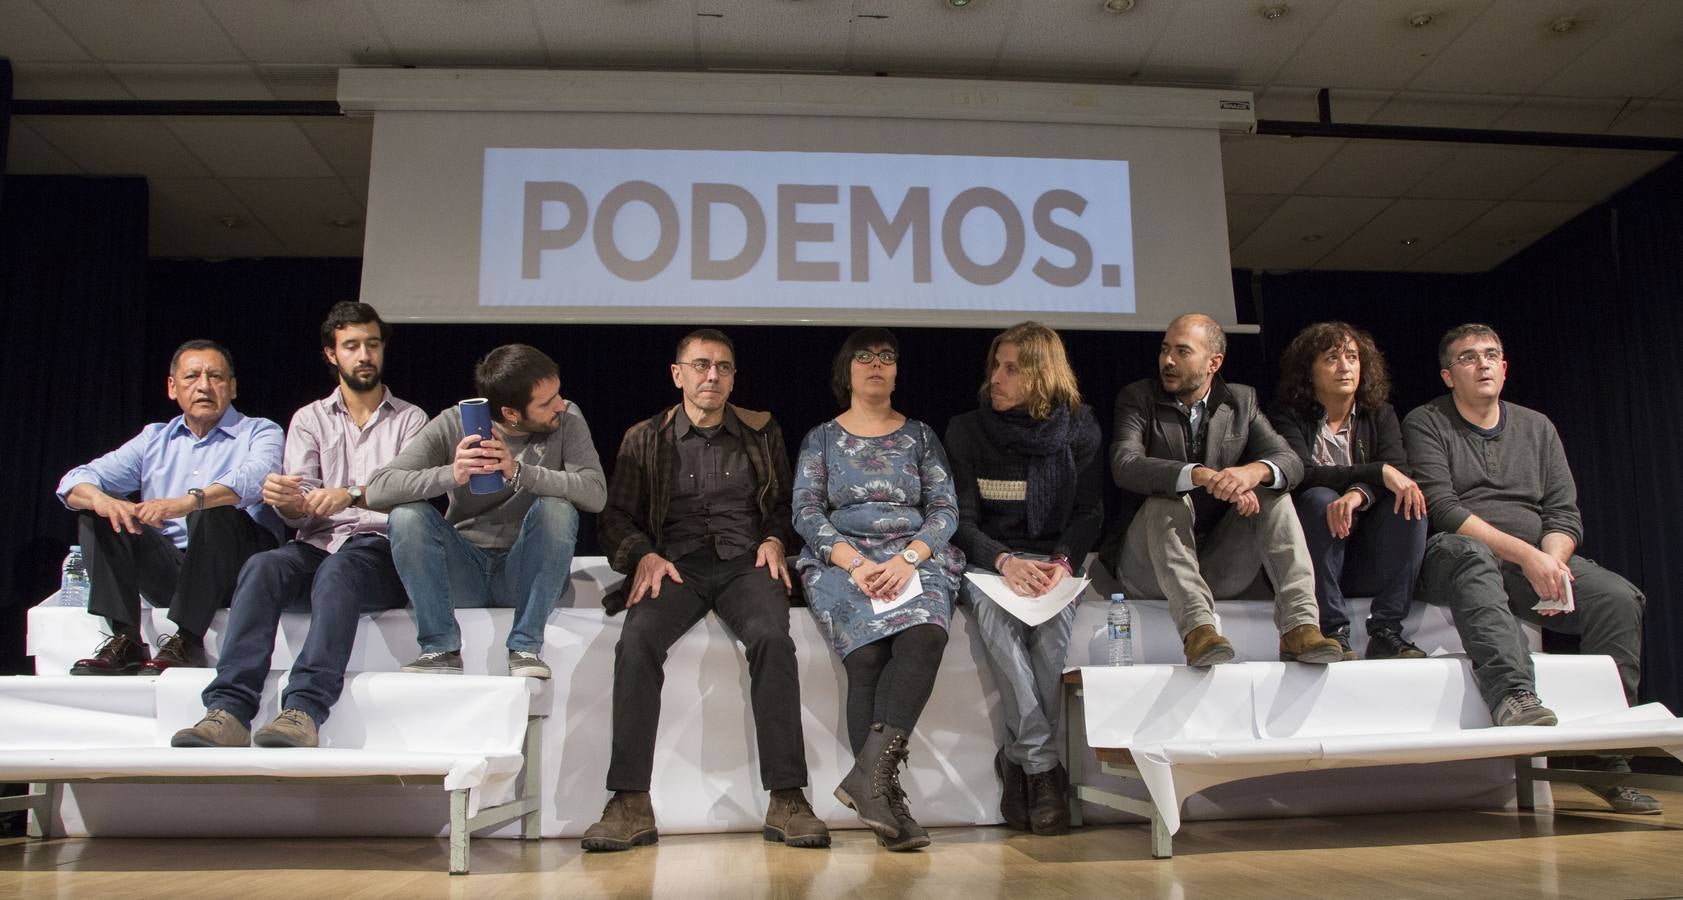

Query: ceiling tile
<box><xmin>696</xmin><ymin>0</ymin><xmax>851</xmax><ymax>72</ymax></box>
<box><xmin>1296</xmin><ymin>140</ymin><xmax>1457</xmax><ymax>197</ymax></box>
<box><xmin>364</xmin><ymin>0</ymin><xmax>546</xmax><ymax>67</ymax></box>
<box><xmin>1406</xmin><ymin>145</ymin><xmax>1574</xmax><ymax>200</ymax></box>
<box><xmin>1511</xmin><ymin>149</ymin><xmax>1674</xmax><ymax>202</ymax></box>
<box><xmin>1314</xmin><ymin>197</ymin><xmax>1494</xmax><ymax>270</ymax></box>
<box><xmin>1491</xmin><ymin>96</ymin><xmax>1627</xmax><ymax>134</ymax></box>
<box><xmin>994</xmin><ymin>0</ymin><xmax>1177</xmax><ymax>83</ymax></box>
<box><xmin>223</xmin><ymin>178</ymin><xmax>368</xmax><ymax>256</ymax></box>
<box><xmin>202</xmin><ymin>0</ymin><xmax>394</xmax><ymax>65</ymax></box>
<box><xmin>1230</xmin><ymin>195</ymin><xmax>1390</xmax><ymax>270</ymax></box>
<box><xmin>1137</xmin><ymin>0</ymin><xmax>1341</xmax><ymax>88</ymax></box>
<box><xmin>846</xmin><ymin>0</ymin><xmax>1017</xmax><ymax>76</ymax></box>
<box><xmin>1273</xmin><ymin>0</ymin><xmax>1494</xmax><ymax>92</ymax></box>
<box><xmin>1224</xmin><ymin>193</ymin><xmax>1289</xmax><ymax>246</ymax></box>
<box><xmin>162</xmin><ymin>118</ymin><xmax>335</xmax><ymax>178</ymax></box>
<box><xmin>1537</xmin><ymin>1</ymin><xmax>1683</xmax><ymax>99</ymax></box>
<box><xmin>40</xmin><ymin>0</ymin><xmax>245</xmax><ymax>63</ymax></box>
<box><xmin>9</xmin><ymin>62</ymin><xmax>133</xmax><ymax>99</ymax></box>
<box><xmin>2</xmin><ymin>120</ymin><xmax>83</xmax><ymax>174</ymax></box>
<box><xmin>1369</xmin><ymin>91</ymin><xmax>1517</xmax><ymax>129</ymax></box>
<box><xmin>22</xmin><ymin>117</ymin><xmax>212</xmax><ymax>176</ymax></box>
<box><xmin>343</xmin><ymin>177</ymin><xmax>370</xmax><ymax>206</ymax></box>
<box><xmin>0</xmin><ymin>0</ymin><xmax>91</xmax><ymax>61</ymax></box>
<box><xmin>295</xmin><ymin>117</ymin><xmax>374</xmax><ymax>180</ymax></box>
<box><xmin>1610</xmin><ymin>100</ymin><xmax>1683</xmax><ymax>139</ymax></box>
<box><xmin>535</xmin><ymin>0</ymin><xmax>696</xmax><ymax>69</ymax></box>
<box><xmin>1405</xmin><ymin>239</ymin><xmax>1522</xmax><ymax>273</ymax></box>
<box><xmin>106</xmin><ymin>64</ymin><xmax>276</xmax><ymax>100</ymax></box>
<box><xmin>1220</xmin><ymin>134</ymin><xmax>1345</xmax><ymax>194</ymax></box>
<box><xmin>1408</xmin><ymin>0</ymin><xmax>1645</xmax><ymax>95</ymax></box>
<box><xmin>1408</xmin><ymin>198</ymin><xmax>1591</xmax><ymax>270</ymax></box>
<box><xmin>147</xmin><ymin>177</ymin><xmax>288</xmax><ymax>258</ymax></box>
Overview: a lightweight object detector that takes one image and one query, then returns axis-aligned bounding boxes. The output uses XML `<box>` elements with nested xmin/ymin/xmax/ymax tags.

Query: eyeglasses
<box><xmin>852</xmin><ymin>349</ymin><xmax>899</xmax><ymax>365</ymax></box>
<box><xmin>1451</xmin><ymin>349</ymin><xmax>1503</xmax><ymax>368</ymax></box>
<box><xmin>679</xmin><ymin>359</ymin><xmax>736</xmax><ymax>376</ymax></box>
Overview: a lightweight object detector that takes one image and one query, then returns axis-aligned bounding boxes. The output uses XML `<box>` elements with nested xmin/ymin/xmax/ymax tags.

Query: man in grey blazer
<box><xmin>1111</xmin><ymin>314</ymin><xmax>1343</xmax><ymax>666</ymax></box>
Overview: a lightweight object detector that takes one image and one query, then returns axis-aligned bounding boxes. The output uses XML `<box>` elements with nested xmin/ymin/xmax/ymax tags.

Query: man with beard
<box><xmin>175</xmin><ymin>302</ymin><xmax>427</xmax><ymax>748</ymax></box>
<box><xmin>369</xmin><ymin>343</ymin><xmax>606</xmax><ymax>677</ymax></box>
<box><xmin>1111</xmin><ymin>313</ymin><xmax>1343</xmax><ymax>667</ymax></box>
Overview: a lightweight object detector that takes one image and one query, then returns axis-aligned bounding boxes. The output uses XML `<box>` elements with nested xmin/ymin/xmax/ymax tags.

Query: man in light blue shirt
<box><xmin>56</xmin><ymin>340</ymin><xmax>283</xmax><ymax>675</ymax></box>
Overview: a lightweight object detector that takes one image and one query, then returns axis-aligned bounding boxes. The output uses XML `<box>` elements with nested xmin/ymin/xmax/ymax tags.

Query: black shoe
<box><xmin>1325</xmin><ymin>626</ymin><xmax>1357</xmax><ymax>661</ymax></box>
<box><xmin>1026</xmin><ymin>765</ymin><xmax>1071</xmax><ymax>836</ymax></box>
<box><xmin>995</xmin><ymin>748</ymin><xmax>1030</xmax><ymax>831</ymax></box>
<box><xmin>1365</xmin><ymin>624</ymin><xmax>1426</xmax><ymax>660</ymax></box>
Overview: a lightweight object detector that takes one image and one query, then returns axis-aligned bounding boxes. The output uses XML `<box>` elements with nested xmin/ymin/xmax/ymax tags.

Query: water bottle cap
<box><xmin>1109</xmin><ymin>592</ymin><xmax>1125</xmax><ymax>601</ymax></box>
<box><xmin>69</xmin><ymin>545</ymin><xmax>82</xmax><ymax>554</ymax></box>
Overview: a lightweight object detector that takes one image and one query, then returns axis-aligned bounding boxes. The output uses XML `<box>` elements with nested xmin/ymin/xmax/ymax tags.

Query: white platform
<box><xmin>20</xmin><ymin>557</ymin><xmax>1539</xmax><ymax>838</ymax></box>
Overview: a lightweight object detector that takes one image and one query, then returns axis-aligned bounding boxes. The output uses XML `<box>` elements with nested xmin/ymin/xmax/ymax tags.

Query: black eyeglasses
<box><xmin>852</xmin><ymin>349</ymin><xmax>899</xmax><ymax>365</ymax></box>
<box><xmin>679</xmin><ymin>359</ymin><xmax>736</xmax><ymax>376</ymax></box>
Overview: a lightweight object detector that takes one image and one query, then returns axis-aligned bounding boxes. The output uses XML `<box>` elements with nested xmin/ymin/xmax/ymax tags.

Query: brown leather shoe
<box><xmin>764</xmin><ymin>788</ymin><xmax>831</xmax><ymax>848</ymax></box>
<box><xmin>70</xmin><ymin>634</ymin><xmax>150</xmax><ymax>675</ymax></box>
<box><xmin>171</xmin><ymin>709</ymin><xmax>251</xmax><ymax>748</ymax></box>
<box><xmin>1027</xmin><ymin>764</ymin><xmax>1071</xmax><ymax>836</ymax></box>
<box><xmin>139</xmin><ymin>633</ymin><xmax>205</xmax><ymax>673</ymax></box>
<box><xmin>581</xmin><ymin>791</ymin><xmax>658</xmax><ymax>851</ymax></box>
<box><xmin>254</xmin><ymin>709</ymin><xmax>319</xmax><ymax>748</ymax></box>
<box><xmin>1279</xmin><ymin>624</ymin><xmax>1345</xmax><ymax>664</ymax></box>
<box><xmin>1183</xmin><ymin>625</ymin><xmax>1235</xmax><ymax>667</ymax></box>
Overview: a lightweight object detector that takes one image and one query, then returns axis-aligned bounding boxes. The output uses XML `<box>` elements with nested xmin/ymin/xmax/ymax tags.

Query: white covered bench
<box><xmin>1066</xmin><ymin>654</ymin><xmax>1683</xmax><ymax>858</ymax></box>
<box><xmin>0</xmin><ymin>669</ymin><xmax>543</xmax><ymax>874</ymax></box>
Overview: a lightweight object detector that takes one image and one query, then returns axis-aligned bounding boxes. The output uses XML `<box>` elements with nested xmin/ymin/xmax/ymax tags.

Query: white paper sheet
<box><xmin>1533</xmin><ymin>571</ymin><xmax>1576</xmax><ymax>613</ymax></box>
<box><xmin>965</xmin><ymin>573</ymin><xmax>1090</xmax><ymax>627</ymax></box>
<box><xmin>869</xmin><ymin>572</ymin><xmax>923</xmax><ymax>615</ymax></box>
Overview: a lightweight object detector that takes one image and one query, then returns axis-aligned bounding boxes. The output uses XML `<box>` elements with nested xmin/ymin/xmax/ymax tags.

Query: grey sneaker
<box><xmin>171</xmin><ymin>709</ymin><xmax>251</xmax><ymax>748</ymax></box>
<box><xmin>254</xmin><ymin>708</ymin><xmax>319</xmax><ymax>748</ymax></box>
<box><xmin>401</xmin><ymin>650</ymin><xmax>463</xmax><ymax>674</ymax></box>
<box><xmin>1493</xmin><ymin>689</ymin><xmax>1558</xmax><ymax>727</ymax></box>
<box><xmin>508</xmin><ymin>650</ymin><xmax>551</xmax><ymax>679</ymax></box>
<box><xmin>1587</xmin><ymin>784</ymin><xmax>1663</xmax><ymax>815</ymax></box>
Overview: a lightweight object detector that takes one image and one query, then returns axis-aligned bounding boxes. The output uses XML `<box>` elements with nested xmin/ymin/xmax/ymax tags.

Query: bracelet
<box><xmin>846</xmin><ymin>555</ymin><xmax>865</xmax><ymax>572</ymax></box>
<box><xmin>1051</xmin><ymin>556</ymin><xmax>1075</xmax><ymax>576</ymax></box>
<box><xmin>995</xmin><ymin>551</ymin><xmax>1013</xmax><ymax>571</ymax></box>
<box><xmin>507</xmin><ymin>460</ymin><xmax>522</xmax><ymax>492</ymax></box>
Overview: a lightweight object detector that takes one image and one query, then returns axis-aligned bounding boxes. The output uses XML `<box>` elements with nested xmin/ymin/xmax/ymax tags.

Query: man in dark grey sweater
<box><xmin>1404</xmin><ymin>323</ymin><xmax>1655</xmax><ymax>814</ymax></box>
<box><xmin>367</xmin><ymin>344</ymin><xmax>607</xmax><ymax>679</ymax></box>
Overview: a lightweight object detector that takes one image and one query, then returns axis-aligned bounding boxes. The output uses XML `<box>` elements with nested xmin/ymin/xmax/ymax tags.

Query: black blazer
<box><xmin>1265</xmin><ymin>401</ymin><xmax>1408</xmax><ymax>496</ymax></box>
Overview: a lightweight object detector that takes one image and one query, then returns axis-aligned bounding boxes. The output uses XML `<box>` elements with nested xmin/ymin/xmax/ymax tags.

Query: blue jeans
<box><xmin>1294</xmin><ymin>486</ymin><xmax>1427</xmax><ymax>632</ymax></box>
<box><xmin>202</xmin><ymin>536</ymin><xmax>407</xmax><ymax>726</ymax></box>
<box><xmin>387</xmin><ymin>498</ymin><xmax>578</xmax><ymax>655</ymax></box>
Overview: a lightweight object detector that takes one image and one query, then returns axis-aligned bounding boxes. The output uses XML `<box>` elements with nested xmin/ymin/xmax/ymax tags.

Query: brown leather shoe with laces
<box><xmin>140</xmin><ymin>633</ymin><xmax>205</xmax><ymax>673</ymax></box>
<box><xmin>254</xmin><ymin>709</ymin><xmax>319</xmax><ymax>748</ymax></box>
<box><xmin>763</xmin><ymin>788</ymin><xmax>831</xmax><ymax>848</ymax></box>
<box><xmin>70</xmin><ymin>634</ymin><xmax>150</xmax><ymax>675</ymax></box>
<box><xmin>171</xmin><ymin>709</ymin><xmax>251</xmax><ymax>748</ymax></box>
<box><xmin>581</xmin><ymin>791</ymin><xmax>658</xmax><ymax>851</ymax></box>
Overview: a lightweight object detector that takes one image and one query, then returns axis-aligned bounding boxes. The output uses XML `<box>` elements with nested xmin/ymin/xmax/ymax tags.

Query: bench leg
<box><xmin>1514</xmin><ymin>756</ymin><xmax>1536</xmax><ymax>811</ymax></box>
<box><xmin>1064</xmin><ymin>684</ymin><xmax>1085</xmax><ymax>828</ymax></box>
<box><xmin>28</xmin><ymin>783</ymin><xmax>59</xmax><ymax>840</ymax></box>
<box><xmin>1149</xmin><ymin>808</ymin><xmax>1173</xmax><ymax>859</ymax></box>
<box><xmin>522</xmin><ymin>717</ymin><xmax>543</xmax><ymax>840</ymax></box>
<box><xmin>449</xmin><ymin>789</ymin><xmax>470</xmax><ymax>875</ymax></box>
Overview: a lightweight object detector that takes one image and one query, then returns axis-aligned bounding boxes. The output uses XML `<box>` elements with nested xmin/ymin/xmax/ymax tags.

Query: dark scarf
<box><xmin>975</xmin><ymin>402</ymin><xmax>1098</xmax><ymax>536</ymax></box>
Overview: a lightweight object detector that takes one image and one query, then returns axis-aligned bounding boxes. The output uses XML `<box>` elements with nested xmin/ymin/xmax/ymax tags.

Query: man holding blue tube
<box><xmin>367</xmin><ymin>343</ymin><xmax>607</xmax><ymax>678</ymax></box>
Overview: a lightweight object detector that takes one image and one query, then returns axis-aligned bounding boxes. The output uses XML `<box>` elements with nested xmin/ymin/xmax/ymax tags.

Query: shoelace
<box><xmin>417</xmin><ymin>651</ymin><xmax>453</xmax><ymax>662</ymax></box>
<box><xmin>156</xmin><ymin>633</ymin><xmax>185</xmax><ymax>657</ymax></box>
<box><xmin>1510</xmin><ymin>690</ymin><xmax>1543</xmax><ymax>710</ymax></box>
<box><xmin>93</xmin><ymin>632</ymin><xmax>132</xmax><ymax>656</ymax></box>
<box><xmin>274</xmin><ymin>709</ymin><xmax>311</xmax><ymax>730</ymax></box>
<box><xmin>883</xmin><ymin>738</ymin><xmax>914</xmax><ymax>817</ymax></box>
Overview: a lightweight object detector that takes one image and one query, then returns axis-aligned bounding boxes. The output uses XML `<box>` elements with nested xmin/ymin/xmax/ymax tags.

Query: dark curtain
<box><xmin>0</xmin><ymin>177</ymin><xmax>150</xmax><ymax>676</ymax></box>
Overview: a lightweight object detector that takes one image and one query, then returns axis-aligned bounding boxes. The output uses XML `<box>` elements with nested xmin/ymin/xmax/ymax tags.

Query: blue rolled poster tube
<box><xmin>458</xmin><ymin>398</ymin><xmax>506</xmax><ymax>495</ymax></box>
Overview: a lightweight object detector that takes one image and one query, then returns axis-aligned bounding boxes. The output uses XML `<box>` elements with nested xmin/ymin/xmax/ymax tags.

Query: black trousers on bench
<box><xmin>80</xmin><ymin>507</ymin><xmax>278</xmax><ymax>637</ymax></box>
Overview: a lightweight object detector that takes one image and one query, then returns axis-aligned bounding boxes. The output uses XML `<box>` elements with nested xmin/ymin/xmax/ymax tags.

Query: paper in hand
<box><xmin>869</xmin><ymin>572</ymin><xmax>924</xmax><ymax>615</ymax></box>
<box><xmin>1532</xmin><ymin>571</ymin><xmax>1575</xmax><ymax>613</ymax></box>
<box><xmin>964</xmin><ymin>573</ymin><xmax>1090</xmax><ymax>627</ymax></box>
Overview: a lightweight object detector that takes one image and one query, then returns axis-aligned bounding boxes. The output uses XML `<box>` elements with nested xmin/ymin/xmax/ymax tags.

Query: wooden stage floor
<box><xmin>5</xmin><ymin>785</ymin><xmax>1682</xmax><ymax>899</ymax></box>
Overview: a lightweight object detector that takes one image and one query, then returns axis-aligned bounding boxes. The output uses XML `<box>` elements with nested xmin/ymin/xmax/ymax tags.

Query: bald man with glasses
<box><xmin>584</xmin><ymin>328</ymin><xmax>827</xmax><ymax>852</ymax></box>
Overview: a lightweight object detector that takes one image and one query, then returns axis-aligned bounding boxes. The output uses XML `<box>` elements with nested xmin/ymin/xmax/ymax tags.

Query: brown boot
<box><xmin>580</xmin><ymin>791</ymin><xmax>658</xmax><ymax>852</ymax></box>
<box><xmin>1183</xmin><ymin>625</ymin><xmax>1235</xmax><ymax>667</ymax></box>
<box><xmin>1027</xmin><ymin>764</ymin><xmax>1071</xmax><ymax>835</ymax></box>
<box><xmin>834</xmin><ymin>723</ymin><xmax>906</xmax><ymax>845</ymax></box>
<box><xmin>764</xmin><ymin>788</ymin><xmax>831</xmax><ymax>848</ymax></box>
<box><xmin>254</xmin><ymin>709</ymin><xmax>319</xmax><ymax>748</ymax></box>
<box><xmin>1279</xmin><ymin>624</ymin><xmax>1344</xmax><ymax>664</ymax></box>
<box><xmin>170</xmin><ymin>709</ymin><xmax>250</xmax><ymax>748</ymax></box>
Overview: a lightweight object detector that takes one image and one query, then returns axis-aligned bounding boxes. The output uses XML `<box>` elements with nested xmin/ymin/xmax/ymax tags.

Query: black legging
<box><xmin>840</xmin><ymin>623</ymin><xmax>949</xmax><ymax>755</ymax></box>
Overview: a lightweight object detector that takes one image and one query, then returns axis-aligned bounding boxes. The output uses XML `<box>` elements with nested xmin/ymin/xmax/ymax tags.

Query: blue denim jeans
<box><xmin>202</xmin><ymin>535</ymin><xmax>407</xmax><ymax>726</ymax></box>
<box><xmin>387</xmin><ymin>498</ymin><xmax>578</xmax><ymax>655</ymax></box>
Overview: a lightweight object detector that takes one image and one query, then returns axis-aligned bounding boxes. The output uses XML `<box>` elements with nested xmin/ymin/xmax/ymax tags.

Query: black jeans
<box><xmin>608</xmin><ymin>547</ymin><xmax>808</xmax><ymax>792</ymax></box>
<box><xmin>1294</xmin><ymin>486</ymin><xmax>1427</xmax><ymax>632</ymax></box>
<box><xmin>80</xmin><ymin>507</ymin><xmax>278</xmax><ymax>637</ymax></box>
<box><xmin>202</xmin><ymin>536</ymin><xmax>408</xmax><ymax>727</ymax></box>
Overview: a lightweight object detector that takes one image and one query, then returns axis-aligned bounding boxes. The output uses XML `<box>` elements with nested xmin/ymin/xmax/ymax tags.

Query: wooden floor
<box><xmin>5</xmin><ymin>786</ymin><xmax>1683</xmax><ymax>899</ymax></box>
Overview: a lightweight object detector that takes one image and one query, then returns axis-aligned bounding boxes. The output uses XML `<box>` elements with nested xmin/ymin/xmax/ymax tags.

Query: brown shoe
<box><xmin>764</xmin><ymin>788</ymin><xmax>831</xmax><ymax>848</ymax></box>
<box><xmin>1279</xmin><ymin>624</ymin><xmax>1344</xmax><ymax>664</ymax></box>
<box><xmin>70</xmin><ymin>634</ymin><xmax>150</xmax><ymax>675</ymax></box>
<box><xmin>581</xmin><ymin>791</ymin><xmax>658</xmax><ymax>851</ymax></box>
<box><xmin>254</xmin><ymin>709</ymin><xmax>319</xmax><ymax>748</ymax></box>
<box><xmin>1183</xmin><ymin>625</ymin><xmax>1235</xmax><ymax>667</ymax></box>
<box><xmin>171</xmin><ymin>709</ymin><xmax>251</xmax><ymax>748</ymax></box>
<box><xmin>1027</xmin><ymin>764</ymin><xmax>1071</xmax><ymax>836</ymax></box>
<box><xmin>139</xmin><ymin>633</ymin><xmax>205</xmax><ymax>673</ymax></box>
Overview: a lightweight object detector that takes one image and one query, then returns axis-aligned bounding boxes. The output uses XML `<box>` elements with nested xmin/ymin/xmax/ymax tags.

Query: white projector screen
<box><xmin>350</xmin><ymin>71</ymin><xmax>1247</xmax><ymax>331</ymax></box>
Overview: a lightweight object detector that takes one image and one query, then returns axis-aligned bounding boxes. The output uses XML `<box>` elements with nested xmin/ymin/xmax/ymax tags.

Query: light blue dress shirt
<box><xmin>57</xmin><ymin>406</ymin><xmax>285</xmax><ymax>548</ymax></box>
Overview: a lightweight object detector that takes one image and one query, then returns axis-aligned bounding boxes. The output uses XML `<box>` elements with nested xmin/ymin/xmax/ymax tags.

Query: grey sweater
<box><xmin>1401</xmin><ymin>396</ymin><xmax>1583</xmax><ymax>547</ymax></box>
<box><xmin>365</xmin><ymin>401</ymin><xmax>607</xmax><ymax>550</ymax></box>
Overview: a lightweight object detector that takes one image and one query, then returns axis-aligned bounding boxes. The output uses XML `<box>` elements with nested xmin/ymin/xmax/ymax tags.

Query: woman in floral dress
<box><xmin>793</xmin><ymin>327</ymin><xmax>964</xmax><ymax>852</ymax></box>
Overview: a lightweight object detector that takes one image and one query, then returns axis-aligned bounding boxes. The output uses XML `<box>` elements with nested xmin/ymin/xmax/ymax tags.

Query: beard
<box><xmin>340</xmin><ymin>365</ymin><xmax>382</xmax><ymax>393</ymax></box>
<box><xmin>514</xmin><ymin>412</ymin><xmax>560</xmax><ymax>436</ymax></box>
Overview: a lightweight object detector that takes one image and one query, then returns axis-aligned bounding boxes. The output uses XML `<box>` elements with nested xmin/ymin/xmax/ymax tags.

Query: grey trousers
<box><xmin>1419</xmin><ymin>533</ymin><xmax>1645</xmax><ymax>712</ymax></box>
<box><xmin>960</xmin><ymin>560</ymin><xmax>1076</xmax><ymax>775</ymax></box>
<box><xmin>1118</xmin><ymin>493</ymin><xmax>1320</xmax><ymax>639</ymax></box>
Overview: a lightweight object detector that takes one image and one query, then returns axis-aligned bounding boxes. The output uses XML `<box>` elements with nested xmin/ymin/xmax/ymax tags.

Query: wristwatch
<box><xmin>900</xmin><ymin>548</ymin><xmax>920</xmax><ymax>565</ymax></box>
<box><xmin>847</xmin><ymin>555</ymin><xmax>866</xmax><ymax>572</ymax></box>
<box><xmin>188</xmin><ymin>487</ymin><xmax>205</xmax><ymax>511</ymax></box>
<box><xmin>346</xmin><ymin>486</ymin><xmax>364</xmax><ymax>508</ymax></box>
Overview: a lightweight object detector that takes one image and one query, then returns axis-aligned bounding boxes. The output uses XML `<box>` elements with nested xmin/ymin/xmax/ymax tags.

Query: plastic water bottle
<box><xmin>59</xmin><ymin>545</ymin><xmax>90</xmax><ymax>607</ymax></box>
<box><xmin>1106</xmin><ymin>592</ymin><xmax>1133</xmax><ymax>666</ymax></box>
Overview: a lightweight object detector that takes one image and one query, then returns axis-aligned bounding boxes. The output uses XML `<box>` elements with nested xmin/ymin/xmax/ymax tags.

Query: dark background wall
<box><xmin>2</xmin><ymin>155</ymin><xmax>1678</xmax><ymax>713</ymax></box>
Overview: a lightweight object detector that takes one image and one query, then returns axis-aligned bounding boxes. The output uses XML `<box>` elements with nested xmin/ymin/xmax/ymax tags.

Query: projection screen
<box><xmin>342</xmin><ymin>70</ymin><xmax>1255</xmax><ymax>331</ymax></box>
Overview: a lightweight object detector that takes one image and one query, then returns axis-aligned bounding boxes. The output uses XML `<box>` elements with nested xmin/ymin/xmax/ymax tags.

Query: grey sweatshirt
<box><xmin>365</xmin><ymin>401</ymin><xmax>607</xmax><ymax>550</ymax></box>
<box><xmin>1401</xmin><ymin>395</ymin><xmax>1583</xmax><ymax>548</ymax></box>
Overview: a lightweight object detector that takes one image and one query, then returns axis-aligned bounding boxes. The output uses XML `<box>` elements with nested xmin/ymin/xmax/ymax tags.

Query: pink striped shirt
<box><xmin>283</xmin><ymin>387</ymin><xmax>427</xmax><ymax>551</ymax></box>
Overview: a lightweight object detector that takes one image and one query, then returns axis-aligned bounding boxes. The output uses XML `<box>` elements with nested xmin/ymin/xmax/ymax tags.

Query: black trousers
<box><xmin>80</xmin><ymin>507</ymin><xmax>278</xmax><ymax>637</ymax></box>
<box><xmin>608</xmin><ymin>546</ymin><xmax>808</xmax><ymax>792</ymax></box>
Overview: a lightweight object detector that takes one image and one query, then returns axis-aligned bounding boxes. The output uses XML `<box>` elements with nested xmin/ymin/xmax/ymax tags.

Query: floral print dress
<box><xmin>793</xmin><ymin>418</ymin><xmax>965</xmax><ymax>657</ymax></box>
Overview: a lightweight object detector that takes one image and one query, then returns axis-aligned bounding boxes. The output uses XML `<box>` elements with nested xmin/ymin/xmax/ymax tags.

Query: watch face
<box><xmin>901</xmin><ymin>548</ymin><xmax>918</xmax><ymax>565</ymax></box>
